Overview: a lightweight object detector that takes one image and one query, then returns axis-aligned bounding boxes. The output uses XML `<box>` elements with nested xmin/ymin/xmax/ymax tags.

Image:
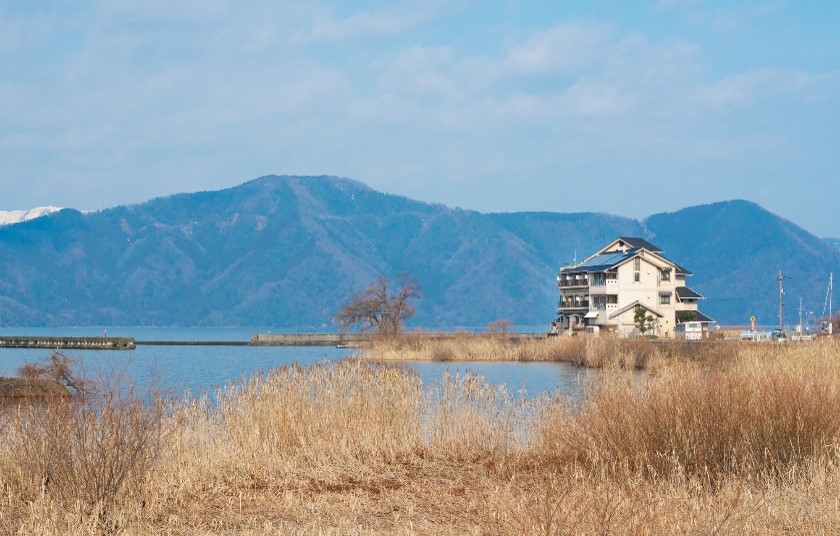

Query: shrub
<box><xmin>3</xmin><ymin>375</ymin><xmax>165</xmax><ymax>532</ymax></box>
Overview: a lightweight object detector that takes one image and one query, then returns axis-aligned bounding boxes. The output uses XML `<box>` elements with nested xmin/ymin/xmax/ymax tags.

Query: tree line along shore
<box><xmin>0</xmin><ymin>336</ymin><xmax>838</xmax><ymax>534</ymax></box>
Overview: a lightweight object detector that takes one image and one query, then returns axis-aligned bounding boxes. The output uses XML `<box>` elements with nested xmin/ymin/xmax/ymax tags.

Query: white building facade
<box><xmin>554</xmin><ymin>237</ymin><xmax>712</xmax><ymax>338</ymax></box>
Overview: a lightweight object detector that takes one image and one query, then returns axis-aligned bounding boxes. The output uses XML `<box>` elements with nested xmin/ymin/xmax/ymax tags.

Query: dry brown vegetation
<box><xmin>0</xmin><ymin>340</ymin><xmax>839</xmax><ymax>534</ymax></box>
<box><xmin>361</xmin><ymin>331</ymin><xmax>743</xmax><ymax>370</ymax></box>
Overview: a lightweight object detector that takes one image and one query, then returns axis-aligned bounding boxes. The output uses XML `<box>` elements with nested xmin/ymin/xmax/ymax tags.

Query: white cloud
<box><xmin>292</xmin><ymin>1</ymin><xmax>445</xmax><ymax>44</ymax></box>
<box><xmin>691</xmin><ymin>69</ymin><xmax>840</xmax><ymax>113</ymax></box>
<box><xmin>99</xmin><ymin>0</ymin><xmax>231</xmax><ymax>22</ymax></box>
<box><xmin>563</xmin><ymin>81</ymin><xmax>631</xmax><ymax>117</ymax></box>
<box><xmin>377</xmin><ymin>46</ymin><xmax>464</xmax><ymax>100</ymax></box>
<box><xmin>1</xmin><ymin>1</ymin><xmax>839</xmax><ymax>235</ymax></box>
<box><xmin>504</xmin><ymin>22</ymin><xmax>613</xmax><ymax>75</ymax></box>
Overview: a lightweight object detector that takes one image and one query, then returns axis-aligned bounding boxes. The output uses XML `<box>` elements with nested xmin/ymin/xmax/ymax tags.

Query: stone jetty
<box><xmin>0</xmin><ymin>336</ymin><xmax>136</xmax><ymax>350</ymax></box>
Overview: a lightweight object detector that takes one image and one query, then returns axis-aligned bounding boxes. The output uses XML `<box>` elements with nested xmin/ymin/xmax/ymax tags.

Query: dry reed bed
<box><xmin>362</xmin><ymin>331</ymin><xmax>742</xmax><ymax>369</ymax></box>
<box><xmin>0</xmin><ymin>340</ymin><xmax>839</xmax><ymax>534</ymax></box>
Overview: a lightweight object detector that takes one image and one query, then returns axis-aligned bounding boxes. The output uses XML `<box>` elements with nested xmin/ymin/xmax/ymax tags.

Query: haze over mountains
<box><xmin>0</xmin><ymin>175</ymin><xmax>837</xmax><ymax>329</ymax></box>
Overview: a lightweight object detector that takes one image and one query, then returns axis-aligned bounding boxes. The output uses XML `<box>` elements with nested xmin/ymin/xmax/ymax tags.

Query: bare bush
<box><xmin>485</xmin><ymin>319</ymin><xmax>511</xmax><ymax>335</ymax></box>
<box><xmin>18</xmin><ymin>351</ymin><xmax>91</xmax><ymax>395</ymax></box>
<box><xmin>6</xmin><ymin>378</ymin><xmax>166</xmax><ymax>532</ymax></box>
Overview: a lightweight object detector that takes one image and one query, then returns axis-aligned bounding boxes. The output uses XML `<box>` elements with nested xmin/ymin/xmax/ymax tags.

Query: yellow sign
<box><xmin>750</xmin><ymin>316</ymin><xmax>755</xmax><ymax>322</ymax></box>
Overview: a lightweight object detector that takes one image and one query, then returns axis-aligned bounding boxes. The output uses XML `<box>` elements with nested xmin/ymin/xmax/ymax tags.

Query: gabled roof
<box><xmin>560</xmin><ymin>236</ymin><xmax>693</xmax><ymax>276</ymax></box>
<box><xmin>617</xmin><ymin>236</ymin><xmax>662</xmax><ymax>253</ymax></box>
<box><xmin>609</xmin><ymin>300</ymin><xmax>664</xmax><ymax>320</ymax></box>
<box><xmin>676</xmin><ymin>286</ymin><xmax>704</xmax><ymax>300</ymax></box>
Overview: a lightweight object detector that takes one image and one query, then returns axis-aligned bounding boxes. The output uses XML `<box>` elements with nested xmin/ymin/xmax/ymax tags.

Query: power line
<box><xmin>702</xmin><ymin>287</ymin><xmax>775</xmax><ymax>302</ymax></box>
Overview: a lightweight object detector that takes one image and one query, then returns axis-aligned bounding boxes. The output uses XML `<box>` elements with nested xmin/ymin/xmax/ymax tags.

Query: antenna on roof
<box><xmin>573</xmin><ymin>249</ymin><xmax>577</xmax><ymax>264</ymax></box>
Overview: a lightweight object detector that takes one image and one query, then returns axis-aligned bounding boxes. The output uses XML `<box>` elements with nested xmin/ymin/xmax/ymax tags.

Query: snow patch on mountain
<box><xmin>0</xmin><ymin>206</ymin><xmax>63</xmax><ymax>226</ymax></box>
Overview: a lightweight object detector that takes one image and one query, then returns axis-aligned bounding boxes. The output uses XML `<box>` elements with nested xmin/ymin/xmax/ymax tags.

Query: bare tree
<box><xmin>334</xmin><ymin>274</ymin><xmax>421</xmax><ymax>335</ymax></box>
<box><xmin>18</xmin><ymin>351</ymin><xmax>91</xmax><ymax>395</ymax></box>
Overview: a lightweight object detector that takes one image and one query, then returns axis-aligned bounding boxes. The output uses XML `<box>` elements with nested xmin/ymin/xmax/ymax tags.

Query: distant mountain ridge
<box><xmin>0</xmin><ymin>176</ymin><xmax>837</xmax><ymax>328</ymax></box>
<box><xmin>0</xmin><ymin>206</ymin><xmax>62</xmax><ymax>226</ymax></box>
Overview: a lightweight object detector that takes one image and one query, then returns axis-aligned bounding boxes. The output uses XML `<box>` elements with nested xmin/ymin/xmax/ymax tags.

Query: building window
<box><xmin>660</xmin><ymin>292</ymin><xmax>671</xmax><ymax>305</ymax></box>
<box><xmin>661</xmin><ymin>269</ymin><xmax>671</xmax><ymax>282</ymax></box>
<box><xmin>634</xmin><ymin>258</ymin><xmax>641</xmax><ymax>282</ymax></box>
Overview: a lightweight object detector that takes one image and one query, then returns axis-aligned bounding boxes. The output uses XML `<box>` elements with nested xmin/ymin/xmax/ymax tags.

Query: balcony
<box><xmin>557</xmin><ymin>301</ymin><xmax>590</xmax><ymax>312</ymax></box>
<box><xmin>589</xmin><ymin>279</ymin><xmax>618</xmax><ymax>294</ymax></box>
<box><xmin>557</xmin><ymin>274</ymin><xmax>589</xmax><ymax>289</ymax></box>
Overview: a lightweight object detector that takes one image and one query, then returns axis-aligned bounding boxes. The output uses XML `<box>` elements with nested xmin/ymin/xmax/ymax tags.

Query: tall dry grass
<box><xmin>364</xmin><ymin>332</ymin><xmax>587</xmax><ymax>363</ymax></box>
<box><xmin>538</xmin><ymin>341</ymin><xmax>840</xmax><ymax>484</ymax></box>
<box><xmin>0</xmin><ymin>340</ymin><xmax>838</xmax><ymax>533</ymax></box>
<box><xmin>363</xmin><ymin>331</ymin><xmax>743</xmax><ymax>371</ymax></box>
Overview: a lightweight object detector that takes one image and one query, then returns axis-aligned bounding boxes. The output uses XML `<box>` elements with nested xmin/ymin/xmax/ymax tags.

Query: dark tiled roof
<box><xmin>562</xmin><ymin>251</ymin><xmax>630</xmax><ymax>273</ymax></box>
<box><xmin>617</xmin><ymin>236</ymin><xmax>662</xmax><ymax>253</ymax></box>
<box><xmin>673</xmin><ymin>262</ymin><xmax>693</xmax><ymax>276</ymax></box>
<box><xmin>676</xmin><ymin>286</ymin><xmax>704</xmax><ymax>300</ymax></box>
<box><xmin>676</xmin><ymin>310</ymin><xmax>715</xmax><ymax>323</ymax></box>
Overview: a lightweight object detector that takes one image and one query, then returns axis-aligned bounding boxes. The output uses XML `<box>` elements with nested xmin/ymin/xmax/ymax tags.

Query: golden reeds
<box><xmin>0</xmin><ymin>340</ymin><xmax>838</xmax><ymax>533</ymax></box>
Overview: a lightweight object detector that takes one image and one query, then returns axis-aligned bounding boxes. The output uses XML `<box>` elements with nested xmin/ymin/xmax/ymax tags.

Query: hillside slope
<box><xmin>0</xmin><ymin>177</ymin><xmax>836</xmax><ymax>328</ymax></box>
<box><xmin>644</xmin><ymin>200</ymin><xmax>840</xmax><ymax>327</ymax></box>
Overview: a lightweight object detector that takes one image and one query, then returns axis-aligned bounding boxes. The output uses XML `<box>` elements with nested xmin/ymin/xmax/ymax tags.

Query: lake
<box><xmin>0</xmin><ymin>327</ymin><xmax>592</xmax><ymax>401</ymax></box>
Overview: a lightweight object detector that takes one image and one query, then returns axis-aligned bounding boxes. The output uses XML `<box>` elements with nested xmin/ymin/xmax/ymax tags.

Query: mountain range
<box><xmin>0</xmin><ymin>175</ymin><xmax>837</xmax><ymax>329</ymax></box>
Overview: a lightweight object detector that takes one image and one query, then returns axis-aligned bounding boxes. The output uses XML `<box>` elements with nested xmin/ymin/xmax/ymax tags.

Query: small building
<box><xmin>554</xmin><ymin>237</ymin><xmax>713</xmax><ymax>338</ymax></box>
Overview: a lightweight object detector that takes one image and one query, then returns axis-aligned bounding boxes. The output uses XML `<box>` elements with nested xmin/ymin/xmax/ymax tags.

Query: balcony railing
<box><xmin>560</xmin><ymin>276</ymin><xmax>618</xmax><ymax>289</ymax></box>
<box><xmin>558</xmin><ymin>301</ymin><xmax>590</xmax><ymax>310</ymax></box>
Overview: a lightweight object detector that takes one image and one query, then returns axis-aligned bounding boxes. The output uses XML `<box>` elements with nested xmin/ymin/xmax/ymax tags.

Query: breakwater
<box><xmin>0</xmin><ymin>333</ymin><xmax>546</xmax><ymax>350</ymax></box>
<box><xmin>137</xmin><ymin>340</ymin><xmax>250</xmax><ymax>347</ymax></box>
<box><xmin>250</xmin><ymin>333</ymin><xmax>370</xmax><ymax>346</ymax></box>
<box><xmin>0</xmin><ymin>336</ymin><xmax>136</xmax><ymax>350</ymax></box>
<box><xmin>250</xmin><ymin>332</ymin><xmax>545</xmax><ymax>347</ymax></box>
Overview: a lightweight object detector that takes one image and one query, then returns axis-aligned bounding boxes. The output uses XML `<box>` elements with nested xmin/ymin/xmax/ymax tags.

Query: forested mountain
<box><xmin>644</xmin><ymin>201</ymin><xmax>839</xmax><ymax>327</ymax></box>
<box><xmin>0</xmin><ymin>176</ymin><xmax>836</xmax><ymax>328</ymax></box>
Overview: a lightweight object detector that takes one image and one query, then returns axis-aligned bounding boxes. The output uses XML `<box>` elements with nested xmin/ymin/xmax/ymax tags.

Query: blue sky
<box><xmin>2</xmin><ymin>1</ymin><xmax>839</xmax><ymax>236</ymax></box>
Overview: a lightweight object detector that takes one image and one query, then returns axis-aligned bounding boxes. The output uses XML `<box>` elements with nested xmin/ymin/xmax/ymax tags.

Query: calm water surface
<box><xmin>0</xmin><ymin>327</ymin><xmax>592</xmax><ymax>400</ymax></box>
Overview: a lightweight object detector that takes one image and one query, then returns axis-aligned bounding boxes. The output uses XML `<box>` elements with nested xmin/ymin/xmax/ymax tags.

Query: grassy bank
<box><xmin>361</xmin><ymin>331</ymin><xmax>743</xmax><ymax>369</ymax></box>
<box><xmin>0</xmin><ymin>340</ymin><xmax>839</xmax><ymax>533</ymax></box>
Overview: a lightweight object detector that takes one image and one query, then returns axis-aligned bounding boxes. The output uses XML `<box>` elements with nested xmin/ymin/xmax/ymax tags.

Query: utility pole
<box><xmin>798</xmin><ymin>297</ymin><xmax>804</xmax><ymax>334</ymax></box>
<box><xmin>778</xmin><ymin>271</ymin><xmax>785</xmax><ymax>331</ymax></box>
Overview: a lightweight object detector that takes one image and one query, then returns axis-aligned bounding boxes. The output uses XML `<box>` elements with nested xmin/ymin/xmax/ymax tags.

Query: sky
<box><xmin>2</xmin><ymin>1</ymin><xmax>839</xmax><ymax>236</ymax></box>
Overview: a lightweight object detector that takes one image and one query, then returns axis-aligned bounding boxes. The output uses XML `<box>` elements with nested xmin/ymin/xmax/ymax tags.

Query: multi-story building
<box><xmin>553</xmin><ymin>237</ymin><xmax>713</xmax><ymax>337</ymax></box>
